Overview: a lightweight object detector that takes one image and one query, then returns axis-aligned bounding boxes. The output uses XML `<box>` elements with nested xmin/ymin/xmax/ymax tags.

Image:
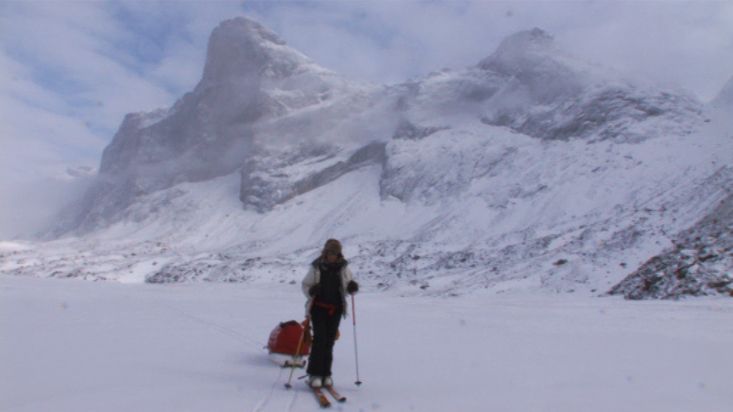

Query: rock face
<box><xmin>240</xmin><ymin>142</ymin><xmax>387</xmax><ymax>212</ymax></box>
<box><xmin>475</xmin><ymin>28</ymin><xmax>700</xmax><ymax>143</ymax></box>
<box><xmin>712</xmin><ymin>76</ymin><xmax>733</xmax><ymax>107</ymax></box>
<box><xmin>609</xmin><ymin>173</ymin><xmax>733</xmax><ymax>299</ymax></box>
<box><xmin>66</xmin><ymin>17</ymin><xmax>355</xmax><ymax>231</ymax></box>
<box><xmin>101</xmin><ymin>18</ymin><xmax>299</xmax><ymax>178</ymax></box>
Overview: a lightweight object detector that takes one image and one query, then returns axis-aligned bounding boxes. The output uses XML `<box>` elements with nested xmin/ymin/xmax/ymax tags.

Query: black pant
<box><xmin>307</xmin><ymin>305</ymin><xmax>342</xmax><ymax>377</ymax></box>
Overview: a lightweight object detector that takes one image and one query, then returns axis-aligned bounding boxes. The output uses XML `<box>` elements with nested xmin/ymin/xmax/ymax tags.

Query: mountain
<box><xmin>63</xmin><ymin>17</ymin><xmax>365</xmax><ymax>231</ymax></box>
<box><xmin>712</xmin><ymin>75</ymin><xmax>733</xmax><ymax>107</ymax></box>
<box><xmin>8</xmin><ymin>18</ymin><xmax>731</xmax><ymax>298</ymax></box>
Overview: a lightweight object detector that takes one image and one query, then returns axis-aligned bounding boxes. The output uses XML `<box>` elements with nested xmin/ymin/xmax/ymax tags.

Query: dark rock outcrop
<box><xmin>609</xmin><ymin>179</ymin><xmax>733</xmax><ymax>299</ymax></box>
<box><xmin>240</xmin><ymin>142</ymin><xmax>386</xmax><ymax>212</ymax></box>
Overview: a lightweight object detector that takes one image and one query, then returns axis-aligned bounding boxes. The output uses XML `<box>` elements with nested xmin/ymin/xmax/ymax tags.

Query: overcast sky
<box><xmin>1</xmin><ymin>0</ymin><xmax>732</xmax><ymax>237</ymax></box>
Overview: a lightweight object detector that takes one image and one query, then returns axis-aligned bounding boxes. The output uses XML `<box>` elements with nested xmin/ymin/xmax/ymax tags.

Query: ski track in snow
<box><xmin>251</xmin><ymin>367</ymin><xmax>284</xmax><ymax>412</ymax></box>
<box><xmin>159</xmin><ymin>301</ymin><xmax>262</xmax><ymax>349</ymax></box>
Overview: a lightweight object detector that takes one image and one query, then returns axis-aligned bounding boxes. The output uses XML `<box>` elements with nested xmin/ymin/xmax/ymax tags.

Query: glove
<box><xmin>308</xmin><ymin>284</ymin><xmax>320</xmax><ymax>297</ymax></box>
<box><xmin>346</xmin><ymin>280</ymin><xmax>359</xmax><ymax>294</ymax></box>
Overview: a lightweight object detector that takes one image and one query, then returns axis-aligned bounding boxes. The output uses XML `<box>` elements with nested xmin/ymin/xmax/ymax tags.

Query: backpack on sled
<box><xmin>267</xmin><ymin>320</ymin><xmax>311</xmax><ymax>368</ymax></box>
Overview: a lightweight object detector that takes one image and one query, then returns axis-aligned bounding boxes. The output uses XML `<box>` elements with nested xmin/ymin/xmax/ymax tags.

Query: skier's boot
<box><xmin>309</xmin><ymin>376</ymin><xmax>323</xmax><ymax>388</ymax></box>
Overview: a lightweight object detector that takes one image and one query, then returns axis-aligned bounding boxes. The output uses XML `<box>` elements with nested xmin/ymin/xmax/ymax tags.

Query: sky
<box><xmin>0</xmin><ymin>0</ymin><xmax>732</xmax><ymax>238</ymax></box>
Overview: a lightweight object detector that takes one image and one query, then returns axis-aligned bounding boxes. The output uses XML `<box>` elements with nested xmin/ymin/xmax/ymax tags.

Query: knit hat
<box><xmin>322</xmin><ymin>238</ymin><xmax>342</xmax><ymax>256</ymax></box>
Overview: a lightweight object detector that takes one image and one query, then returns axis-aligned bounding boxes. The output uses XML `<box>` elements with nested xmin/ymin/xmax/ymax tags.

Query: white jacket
<box><xmin>301</xmin><ymin>260</ymin><xmax>354</xmax><ymax>319</ymax></box>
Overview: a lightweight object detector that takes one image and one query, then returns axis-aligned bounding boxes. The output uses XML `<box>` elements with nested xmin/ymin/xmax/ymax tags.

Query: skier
<box><xmin>301</xmin><ymin>238</ymin><xmax>359</xmax><ymax>389</ymax></box>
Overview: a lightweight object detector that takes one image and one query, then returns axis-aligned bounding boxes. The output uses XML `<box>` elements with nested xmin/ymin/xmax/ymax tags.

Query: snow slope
<box><xmin>1</xmin><ymin>276</ymin><xmax>731</xmax><ymax>412</ymax></box>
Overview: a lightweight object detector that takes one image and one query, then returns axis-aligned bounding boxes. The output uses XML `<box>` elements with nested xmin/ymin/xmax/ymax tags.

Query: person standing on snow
<box><xmin>301</xmin><ymin>238</ymin><xmax>359</xmax><ymax>388</ymax></box>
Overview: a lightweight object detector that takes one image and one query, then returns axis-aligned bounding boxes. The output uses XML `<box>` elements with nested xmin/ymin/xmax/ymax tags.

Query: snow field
<box><xmin>2</xmin><ymin>276</ymin><xmax>732</xmax><ymax>412</ymax></box>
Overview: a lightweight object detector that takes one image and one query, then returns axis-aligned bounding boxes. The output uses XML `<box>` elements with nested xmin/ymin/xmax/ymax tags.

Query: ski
<box><xmin>324</xmin><ymin>385</ymin><xmax>346</xmax><ymax>403</ymax></box>
<box><xmin>311</xmin><ymin>386</ymin><xmax>331</xmax><ymax>408</ymax></box>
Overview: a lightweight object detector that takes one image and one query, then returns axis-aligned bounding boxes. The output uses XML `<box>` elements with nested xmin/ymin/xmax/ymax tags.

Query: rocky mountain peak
<box><xmin>495</xmin><ymin>27</ymin><xmax>554</xmax><ymax>55</ymax></box>
<box><xmin>200</xmin><ymin>17</ymin><xmax>309</xmax><ymax>85</ymax></box>
<box><xmin>712</xmin><ymin>75</ymin><xmax>733</xmax><ymax>107</ymax></box>
<box><xmin>478</xmin><ymin>27</ymin><xmax>556</xmax><ymax>72</ymax></box>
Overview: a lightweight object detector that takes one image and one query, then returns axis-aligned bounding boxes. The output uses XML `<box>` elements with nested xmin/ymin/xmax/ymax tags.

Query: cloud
<box><xmin>245</xmin><ymin>1</ymin><xmax>733</xmax><ymax>99</ymax></box>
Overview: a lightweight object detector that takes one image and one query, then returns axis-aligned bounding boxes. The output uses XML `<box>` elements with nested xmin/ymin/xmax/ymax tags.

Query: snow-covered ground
<box><xmin>2</xmin><ymin>275</ymin><xmax>731</xmax><ymax>412</ymax></box>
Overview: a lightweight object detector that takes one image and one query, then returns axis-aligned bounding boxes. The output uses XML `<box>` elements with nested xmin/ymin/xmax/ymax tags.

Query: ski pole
<box><xmin>285</xmin><ymin>301</ymin><xmax>313</xmax><ymax>389</ymax></box>
<box><xmin>351</xmin><ymin>294</ymin><xmax>362</xmax><ymax>386</ymax></box>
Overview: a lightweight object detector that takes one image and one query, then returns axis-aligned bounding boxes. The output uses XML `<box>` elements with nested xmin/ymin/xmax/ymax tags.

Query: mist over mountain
<box><xmin>6</xmin><ymin>17</ymin><xmax>730</xmax><ymax>299</ymax></box>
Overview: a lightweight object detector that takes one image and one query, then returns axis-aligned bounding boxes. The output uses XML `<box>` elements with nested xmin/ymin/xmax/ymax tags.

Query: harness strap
<box><xmin>313</xmin><ymin>301</ymin><xmax>338</xmax><ymax>316</ymax></box>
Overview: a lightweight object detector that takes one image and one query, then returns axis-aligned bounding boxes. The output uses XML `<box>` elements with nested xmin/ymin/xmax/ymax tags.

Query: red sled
<box><xmin>267</xmin><ymin>320</ymin><xmax>311</xmax><ymax>368</ymax></box>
